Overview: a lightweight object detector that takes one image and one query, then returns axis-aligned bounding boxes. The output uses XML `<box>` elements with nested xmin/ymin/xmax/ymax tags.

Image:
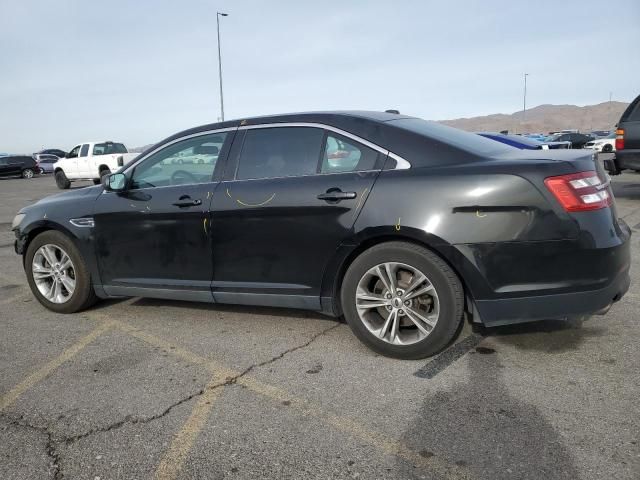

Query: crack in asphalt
<box><xmin>0</xmin><ymin>414</ymin><xmax>62</xmax><ymax>480</ymax></box>
<box><xmin>1</xmin><ymin>321</ymin><xmax>341</xmax><ymax>477</ymax></box>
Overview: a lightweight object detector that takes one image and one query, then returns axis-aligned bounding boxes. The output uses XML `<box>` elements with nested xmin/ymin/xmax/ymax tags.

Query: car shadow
<box><xmin>397</xmin><ymin>350</ymin><xmax>579</xmax><ymax>479</ymax></box>
<box><xmin>473</xmin><ymin>318</ymin><xmax>607</xmax><ymax>354</ymax></box>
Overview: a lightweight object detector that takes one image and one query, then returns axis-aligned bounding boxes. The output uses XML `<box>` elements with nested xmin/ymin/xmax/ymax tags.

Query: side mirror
<box><xmin>101</xmin><ymin>172</ymin><xmax>127</xmax><ymax>192</ymax></box>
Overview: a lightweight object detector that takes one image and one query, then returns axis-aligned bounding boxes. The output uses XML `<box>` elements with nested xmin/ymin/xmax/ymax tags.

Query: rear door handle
<box><xmin>172</xmin><ymin>198</ymin><xmax>202</xmax><ymax>208</ymax></box>
<box><xmin>317</xmin><ymin>190</ymin><xmax>357</xmax><ymax>202</ymax></box>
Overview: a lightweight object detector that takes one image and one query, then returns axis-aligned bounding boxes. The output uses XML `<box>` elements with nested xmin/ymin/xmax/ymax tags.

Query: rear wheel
<box><xmin>22</xmin><ymin>168</ymin><xmax>34</xmax><ymax>179</ymax></box>
<box><xmin>94</xmin><ymin>168</ymin><xmax>111</xmax><ymax>184</ymax></box>
<box><xmin>341</xmin><ymin>242</ymin><xmax>464</xmax><ymax>359</ymax></box>
<box><xmin>25</xmin><ymin>231</ymin><xmax>97</xmax><ymax>313</ymax></box>
<box><xmin>55</xmin><ymin>170</ymin><xmax>71</xmax><ymax>189</ymax></box>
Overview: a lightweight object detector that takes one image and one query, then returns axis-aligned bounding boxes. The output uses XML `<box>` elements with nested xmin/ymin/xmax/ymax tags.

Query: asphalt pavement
<box><xmin>1</xmin><ymin>172</ymin><xmax>639</xmax><ymax>479</ymax></box>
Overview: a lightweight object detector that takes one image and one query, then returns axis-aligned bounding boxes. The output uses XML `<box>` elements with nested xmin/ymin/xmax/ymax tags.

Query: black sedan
<box><xmin>11</xmin><ymin>112</ymin><xmax>631</xmax><ymax>359</ymax></box>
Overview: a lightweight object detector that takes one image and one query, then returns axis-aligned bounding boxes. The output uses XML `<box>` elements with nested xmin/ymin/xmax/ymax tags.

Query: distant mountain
<box><xmin>439</xmin><ymin>101</ymin><xmax>629</xmax><ymax>134</ymax></box>
<box><xmin>129</xmin><ymin>143</ymin><xmax>155</xmax><ymax>153</ymax></box>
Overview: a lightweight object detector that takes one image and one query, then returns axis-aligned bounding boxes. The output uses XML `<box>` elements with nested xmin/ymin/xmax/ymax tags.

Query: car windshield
<box><xmin>93</xmin><ymin>143</ymin><xmax>128</xmax><ymax>155</ymax></box>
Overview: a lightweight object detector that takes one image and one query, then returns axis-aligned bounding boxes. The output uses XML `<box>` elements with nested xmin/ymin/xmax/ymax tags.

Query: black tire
<box><xmin>24</xmin><ymin>230</ymin><xmax>97</xmax><ymax>313</ymax></box>
<box><xmin>22</xmin><ymin>168</ymin><xmax>35</xmax><ymax>179</ymax></box>
<box><xmin>602</xmin><ymin>144</ymin><xmax>613</xmax><ymax>153</ymax></box>
<box><xmin>55</xmin><ymin>170</ymin><xmax>71</xmax><ymax>189</ymax></box>
<box><xmin>341</xmin><ymin>241</ymin><xmax>464</xmax><ymax>359</ymax></box>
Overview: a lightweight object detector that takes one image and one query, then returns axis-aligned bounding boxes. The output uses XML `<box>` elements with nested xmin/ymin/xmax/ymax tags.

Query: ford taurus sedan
<box><xmin>12</xmin><ymin>111</ymin><xmax>631</xmax><ymax>359</ymax></box>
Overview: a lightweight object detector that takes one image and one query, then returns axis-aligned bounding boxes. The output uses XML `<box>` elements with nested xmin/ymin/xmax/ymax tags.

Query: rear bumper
<box><xmin>458</xmin><ymin>219</ymin><xmax>632</xmax><ymax>326</ymax></box>
<box><xmin>617</xmin><ymin>150</ymin><xmax>640</xmax><ymax>170</ymax></box>
<box><xmin>474</xmin><ymin>266</ymin><xmax>630</xmax><ymax>326</ymax></box>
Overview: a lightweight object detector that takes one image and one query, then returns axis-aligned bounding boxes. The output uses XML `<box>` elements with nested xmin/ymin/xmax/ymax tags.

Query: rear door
<box><xmin>209</xmin><ymin>125</ymin><xmax>384</xmax><ymax>308</ymax></box>
<box><xmin>77</xmin><ymin>143</ymin><xmax>91</xmax><ymax>177</ymax></box>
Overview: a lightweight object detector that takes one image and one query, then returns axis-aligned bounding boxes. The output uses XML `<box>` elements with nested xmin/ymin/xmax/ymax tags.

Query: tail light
<box><xmin>615</xmin><ymin>128</ymin><xmax>624</xmax><ymax>150</ymax></box>
<box><xmin>544</xmin><ymin>171</ymin><xmax>611</xmax><ymax>212</ymax></box>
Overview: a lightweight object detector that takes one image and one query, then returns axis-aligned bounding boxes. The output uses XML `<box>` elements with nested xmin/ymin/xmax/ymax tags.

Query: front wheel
<box><xmin>602</xmin><ymin>144</ymin><xmax>613</xmax><ymax>153</ymax></box>
<box><xmin>341</xmin><ymin>242</ymin><xmax>464</xmax><ymax>359</ymax></box>
<box><xmin>25</xmin><ymin>231</ymin><xmax>97</xmax><ymax>313</ymax></box>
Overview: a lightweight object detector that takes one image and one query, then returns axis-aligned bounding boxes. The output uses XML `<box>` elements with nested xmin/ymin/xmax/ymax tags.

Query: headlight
<box><xmin>11</xmin><ymin>213</ymin><xmax>25</xmax><ymax>230</ymax></box>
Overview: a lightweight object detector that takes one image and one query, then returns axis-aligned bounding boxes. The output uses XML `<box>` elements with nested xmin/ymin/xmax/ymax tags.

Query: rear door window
<box><xmin>236</xmin><ymin>127</ymin><xmax>324</xmax><ymax>180</ymax></box>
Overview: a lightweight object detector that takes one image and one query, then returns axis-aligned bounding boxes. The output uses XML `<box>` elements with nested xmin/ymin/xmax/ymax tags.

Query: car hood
<box><xmin>21</xmin><ymin>185</ymin><xmax>103</xmax><ymax>213</ymax></box>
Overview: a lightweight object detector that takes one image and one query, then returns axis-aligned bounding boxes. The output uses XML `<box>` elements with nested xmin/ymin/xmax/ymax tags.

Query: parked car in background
<box><xmin>478</xmin><ymin>132</ymin><xmax>570</xmax><ymax>150</ymax></box>
<box><xmin>36</xmin><ymin>154</ymin><xmax>60</xmax><ymax>173</ymax></box>
<box><xmin>53</xmin><ymin>141</ymin><xmax>138</xmax><ymax>189</ymax></box>
<box><xmin>11</xmin><ymin>111</ymin><xmax>631</xmax><ymax>359</ymax></box>
<box><xmin>36</xmin><ymin>148</ymin><xmax>67</xmax><ymax>158</ymax></box>
<box><xmin>613</xmin><ymin>94</ymin><xmax>640</xmax><ymax>173</ymax></box>
<box><xmin>583</xmin><ymin>132</ymin><xmax>616</xmax><ymax>153</ymax></box>
<box><xmin>546</xmin><ymin>132</ymin><xmax>594</xmax><ymax>149</ymax></box>
<box><xmin>590</xmin><ymin>130</ymin><xmax>611</xmax><ymax>139</ymax></box>
<box><xmin>0</xmin><ymin>155</ymin><xmax>40</xmax><ymax>179</ymax></box>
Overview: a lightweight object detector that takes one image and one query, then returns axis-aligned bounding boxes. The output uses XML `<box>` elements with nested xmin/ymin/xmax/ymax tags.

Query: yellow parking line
<box><xmin>240</xmin><ymin>377</ymin><xmax>470</xmax><ymax>480</ymax></box>
<box><xmin>154</xmin><ymin>375</ymin><xmax>226</xmax><ymax>480</ymax></box>
<box><xmin>112</xmin><ymin>321</ymin><xmax>470</xmax><ymax>479</ymax></box>
<box><xmin>0</xmin><ymin>321</ymin><xmax>115</xmax><ymax>411</ymax></box>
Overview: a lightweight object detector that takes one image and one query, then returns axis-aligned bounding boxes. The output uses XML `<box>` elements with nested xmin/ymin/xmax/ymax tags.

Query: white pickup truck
<box><xmin>53</xmin><ymin>141</ymin><xmax>138</xmax><ymax>189</ymax></box>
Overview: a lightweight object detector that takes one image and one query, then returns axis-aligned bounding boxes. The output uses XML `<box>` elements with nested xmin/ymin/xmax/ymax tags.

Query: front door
<box><xmin>93</xmin><ymin>131</ymin><xmax>233</xmax><ymax>301</ymax></box>
<box><xmin>209</xmin><ymin>126</ymin><xmax>384</xmax><ymax>308</ymax></box>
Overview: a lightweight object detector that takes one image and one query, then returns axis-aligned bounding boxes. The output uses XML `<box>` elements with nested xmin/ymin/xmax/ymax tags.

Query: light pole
<box><xmin>522</xmin><ymin>73</ymin><xmax>529</xmax><ymax>128</ymax></box>
<box><xmin>216</xmin><ymin>12</ymin><xmax>228</xmax><ymax>121</ymax></box>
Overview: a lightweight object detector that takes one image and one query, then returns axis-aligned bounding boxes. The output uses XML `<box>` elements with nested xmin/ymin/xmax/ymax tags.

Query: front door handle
<box><xmin>172</xmin><ymin>198</ymin><xmax>202</xmax><ymax>208</ymax></box>
<box><xmin>317</xmin><ymin>189</ymin><xmax>357</xmax><ymax>202</ymax></box>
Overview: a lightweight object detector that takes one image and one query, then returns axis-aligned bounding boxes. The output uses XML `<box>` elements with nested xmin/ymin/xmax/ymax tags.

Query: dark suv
<box><xmin>614</xmin><ymin>94</ymin><xmax>640</xmax><ymax>172</ymax></box>
<box><xmin>0</xmin><ymin>155</ymin><xmax>40</xmax><ymax>179</ymax></box>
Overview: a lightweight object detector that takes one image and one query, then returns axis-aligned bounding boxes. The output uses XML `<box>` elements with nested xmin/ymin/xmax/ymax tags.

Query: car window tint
<box><xmin>130</xmin><ymin>133</ymin><xmax>227</xmax><ymax>189</ymax></box>
<box><xmin>79</xmin><ymin>144</ymin><xmax>89</xmax><ymax>157</ymax></box>
<box><xmin>236</xmin><ymin>127</ymin><xmax>324</xmax><ymax>180</ymax></box>
<box><xmin>321</xmin><ymin>134</ymin><xmax>379</xmax><ymax>173</ymax></box>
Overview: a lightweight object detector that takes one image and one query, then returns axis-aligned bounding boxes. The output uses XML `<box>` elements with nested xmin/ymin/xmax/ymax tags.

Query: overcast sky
<box><xmin>1</xmin><ymin>0</ymin><xmax>639</xmax><ymax>153</ymax></box>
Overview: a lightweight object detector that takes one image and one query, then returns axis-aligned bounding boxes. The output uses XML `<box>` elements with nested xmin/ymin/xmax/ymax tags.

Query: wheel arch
<box><xmin>321</xmin><ymin>229</ymin><xmax>478</xmax><ymax>320</ymax></box>
<box><xmin>20</xmin><ymin>221</ymin><xmax>81</xmax><ymax>264</ymax></box>
<box><xmin>98</xmin><ymin>164</ymin><xmax>111</xmax><ymax>173</ymax></box>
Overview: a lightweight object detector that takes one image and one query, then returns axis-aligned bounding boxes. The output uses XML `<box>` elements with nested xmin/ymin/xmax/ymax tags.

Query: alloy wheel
<box><xmin>355</xmin><ymin>262</ymin><xmax>439</xmax><ymax>345</ymax></box>
<box><xmin>32</xmin><ymin>244</ymin><xmax>76</xmax><ymax>303</ymax></box>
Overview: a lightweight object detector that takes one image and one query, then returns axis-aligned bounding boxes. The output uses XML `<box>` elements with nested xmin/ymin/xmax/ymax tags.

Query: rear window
<box><xmin>389</xmin><ymin>118</ymin><xmax>511</xmax><ymax>156</ymax></box>
<box><xmin>93</xmin><ymin>142</ymin><xmax>128</xmax><ymax>155</ymax></box>
<box><xmin>620</xmin><ymin>95</ymin><xmax>640</xmax><ymax>122</ymax></box>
